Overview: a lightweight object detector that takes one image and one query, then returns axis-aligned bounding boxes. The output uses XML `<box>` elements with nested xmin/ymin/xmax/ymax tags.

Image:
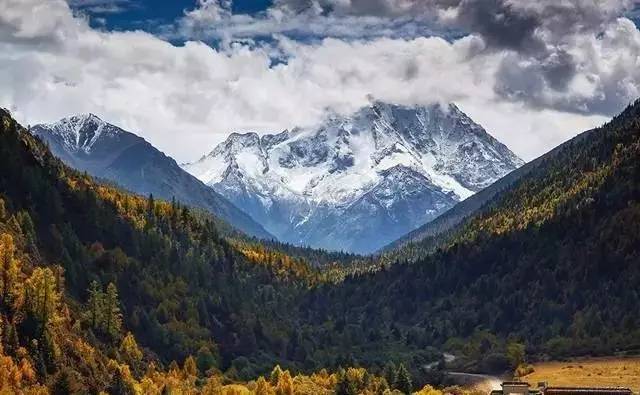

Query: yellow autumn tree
<box><xmin>119</xmin><ymin>332</ymin><xmax>143</xmax><ymax>365</ymax></box>
<box><xmin>415</xmin><ymin>385</ymin><xmax>444</xmax><ymax>395</ymax></box>
<box><xmin>201</xmin><ymin>375</ymin><xmax>223</xmax><ymax>394</ymax></box>
<box><xmin>0</xmin><ymin>351</ymin><xmax>39</xmax><ymax>393</ymax></box>
<box><xmin>255</xmin><ymin>376</ymin><xmax>275</xmax><ymax>395</ymax></box>
<box><xmin>24</xmin><ymin>267</ymin><xmax>61</xmax><ymax>326</ymax></box>
<box><xmin>0</xmin><ymin>233</ymin><xmax>21</xmax><ymax>310</ymax></box>
<box><xmin>183</xmin><ymin>355</ymin><xmax>198</xmax><ymax>378</ymax></box>
<box><xmin>275</xmin><ymin>370</ymin><xmax>294</xmax><ymax>395</ymax></box>
<box><xmin>269</xmin><ymin>365</ymin><xmax>283</xmax><ymax>386</ymax></box>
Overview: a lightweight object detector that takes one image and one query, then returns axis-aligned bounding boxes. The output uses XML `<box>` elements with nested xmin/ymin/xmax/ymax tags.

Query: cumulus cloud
<box><xmin>0</xmin><ymin>0</ymin><xmax>636</xmax><ymax>164</ymax></box>
<box><xmin>172</xmin><ymin>0</ymin><xmax>640</xmax><ymax>115</ymax></box>
<box><xmin>171</xmin><ymin>3</ymin><xmax>446</xmax><ymax>43</ymax></box>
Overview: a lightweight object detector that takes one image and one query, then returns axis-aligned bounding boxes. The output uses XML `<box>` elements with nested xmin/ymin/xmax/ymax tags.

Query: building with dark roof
<box><xmin>491</xmin><ymin>382</ymin><xmax>633</xmax><ymax>395</ymax></box>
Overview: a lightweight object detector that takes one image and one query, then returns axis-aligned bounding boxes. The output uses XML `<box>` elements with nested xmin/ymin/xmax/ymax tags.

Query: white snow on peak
<box><xmin>36</xmin><ymin>113</ymin><xmax>119</xmax><ymax>153</ymax></box>
<box><xmin>185</xmin><ymin>102</ymin><xmax>522</xmax><ymax>205</ymax></box>
<box><xmin>184</xmin><ymin>101</ymin><xmax>524</xmax><ymax>252</ymax></box>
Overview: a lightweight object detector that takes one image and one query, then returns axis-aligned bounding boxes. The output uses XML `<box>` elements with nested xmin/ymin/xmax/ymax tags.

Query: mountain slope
<box><xmin>3</xmin><ymin>106</ymin><xmax>454</xmax><ymax>392</ymax></box>
<box><xmin>184</xmin><ymin>102</ymin><xmax>523</xmax><ymax>253</ymax></box>
<box><xmin>31</xmin><ymin>114</ymin><xmax>273</xmax><ymax>240</ymax></box>
<box><xmin>0</xmin><ymin>108</ymin><xmax>330</xmax><ymax>384</ymax></box>
<box><xmin>304</xmin><ymin>100</ymin><xmax>640</xmax><ymax>361</ymax></box>
<box><xmin>380</xmin><ymin>129</ymin><xmax>596</xmax><ymax>257</ymax></box>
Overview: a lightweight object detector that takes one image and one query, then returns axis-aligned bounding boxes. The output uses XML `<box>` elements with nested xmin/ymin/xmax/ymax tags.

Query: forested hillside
<box><xmin>305</xmin><ymin>100</ymin><xmax>640</xmax><ymax>369</ymax></box>
<box><xmin>1</xmin><ymin>96</ymin><xmax>640</xmax><ymax>393</ymax></box>
<box><xmin>0</xmin><ymin>109</ymin><xmax>313</xmax><ymax>392</ymax></box>
<box><xmin>1</xmin><ymin>107</ymin><xmax>451</xmax><ymax>393</ymax></box>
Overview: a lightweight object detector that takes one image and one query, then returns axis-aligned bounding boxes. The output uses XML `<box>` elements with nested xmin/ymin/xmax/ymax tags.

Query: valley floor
<box><xmin>521</xmin><ymin>356</ymin><xmax>640</xmax><ymax>391</ymax></box>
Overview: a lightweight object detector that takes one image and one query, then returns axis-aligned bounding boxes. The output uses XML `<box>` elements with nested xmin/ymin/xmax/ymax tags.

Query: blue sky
<box><xmin>72</xmin><ymin>0</ymin><xmax>273</xmax><ymax>32</ymax></box>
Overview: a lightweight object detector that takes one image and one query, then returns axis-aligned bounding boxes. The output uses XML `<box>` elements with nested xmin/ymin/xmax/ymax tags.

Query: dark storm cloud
<box><xmin>271</xmin><ymin>0</ymin><xmax>635</xmax><ymax>114</ymax></box>
<box><xmin>467</xmin><ymin>0</ymin><xmax>633</xmax><ymax>114</ymax></box>
<box><xmin>454</xmin><ymin>0</ymin><xmax>542</xmax><ymax>52</ymax></box>
<box><xmin>436</xmin><ymin>0</ymin><xmax>632</xmax><ymax>114</ymax></box>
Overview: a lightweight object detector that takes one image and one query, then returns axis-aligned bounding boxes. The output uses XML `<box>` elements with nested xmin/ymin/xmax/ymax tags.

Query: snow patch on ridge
<box><xmin>36</xmin><ymin>113</ymin><xmax>119</xmax><ymax>154</ymax></box>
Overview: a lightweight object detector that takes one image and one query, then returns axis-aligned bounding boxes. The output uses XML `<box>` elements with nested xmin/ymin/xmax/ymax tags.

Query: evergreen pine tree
<box><xmin>51</xmin><ymin>369</ymin><xmax>72</xmax><ymax>395</ymax></box>
<box><xmin>104</xmin><ymin>282</ymin><xmax>122</xmax><ymax>339</ymax></box>
<box><xmin>335</xmin><ymin>368</ymin><xmax>358</xmax><ymax>395</ymax></box>
<box><xmin>396</xmin><ymin>363</ymin><xmax>412</xmax><ymax>395</ymax></box>
<box><xmin>87</xmin><ymin>280</ymin><xmax>103</xmax><ymax>329</ymax></box>
<box><xmin>382</xmin><ymin>362</ymin><xmax>397</xmax><ymax>389</ymax></box>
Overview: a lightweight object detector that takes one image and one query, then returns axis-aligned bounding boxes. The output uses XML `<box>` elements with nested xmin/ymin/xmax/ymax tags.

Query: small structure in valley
<box><xmin>491</xmin><ymin>382</ymin><xmax>633</xmax><ymax>395</ymax></box>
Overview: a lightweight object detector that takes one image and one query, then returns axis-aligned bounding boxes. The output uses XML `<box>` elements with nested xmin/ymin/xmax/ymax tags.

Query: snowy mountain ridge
<box><xmin>184</xmin><ymin>101</ymin><xmax>524</xmax><ymax>253</ymax></box>
<box><xmin>37</xmin><ymin>113</ymin><xmax>118</xmax><ymax>154</ymax></box>
<box><xmin>30</xmin><ymin>115</ymin><xmax>274</xmax><ymax>240</ymax></box>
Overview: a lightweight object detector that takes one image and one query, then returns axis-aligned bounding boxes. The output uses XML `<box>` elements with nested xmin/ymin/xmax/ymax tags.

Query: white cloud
<box><xmin>0</xmin><ymin>0</ymin><xmax>638</xmax><ymax>164</ymax></box>
<box><xmin>171</xmin><ymin>0</ymin><xmax>640</xmax><ymax>116</ymax></box>
<box><xmin>171</xmin><ymin>6</ymin><xmax>446</xmax><ymax>43</ymax></box>
<box><xmin>67</xmin><ymin>0</ymin><xmax>135</xmax><ymax>16</ymax></box>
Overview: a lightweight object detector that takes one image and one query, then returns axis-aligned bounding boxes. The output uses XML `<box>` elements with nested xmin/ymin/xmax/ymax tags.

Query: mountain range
<box><xmin>184</xmin><ymin>102</ymin><xmax>523</xmax><ymax>253</ymax></box>
<box><xmin>31</xmin><ymin>114</ymin><xmax>272</xmax><ymax>239</ymax></box>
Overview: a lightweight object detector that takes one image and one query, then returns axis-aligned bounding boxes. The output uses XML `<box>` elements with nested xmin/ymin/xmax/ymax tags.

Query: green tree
<box><xmin>196</xmin><ymin>345</ymin><xmax>218</xmax><ymax>373</ymax></box>
<box><xmin>87</xmin><ymin>280</ymin><xmax>103</xmax><ymax>329</ymax></box>
<box><xmin>395</xmin><ymin>364</ymin><xmax>412</xmax><ymax>394</ymax></box>
<box><xmin>506</xmin><ymin>341</ymin><xmax>526</xmax><ymax>369</ymax></box>
<box><xmin>108</xmin><ymin>367</ymin><xmax>136</xmax><ymax>395</ymax></box>
<box><xmin>39</xmin><ymin>327</ymin><xmax>59</xmax><ymax>373</ymax></box>
<box><xmin>104</xmin><ymin>282</ymin><xmax>122</xmax><ymax>339</ymax></box>
<box><xmin>52</xmin><ymin>368</ymin><xmax>84</xmax><ymax>395</ymax></box>
<box><xmin>382</xmin><ymin>362</ymin><xmax>397</xmax><ymax>389</ymax></box>
<box><xmin>335</xmin><ymin>368</ymin><xmax>358</xmax><ymax>395</ymax></box>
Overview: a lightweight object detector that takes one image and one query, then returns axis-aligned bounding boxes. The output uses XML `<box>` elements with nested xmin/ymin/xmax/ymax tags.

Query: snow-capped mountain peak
<box><xmin>37</xmin><ymin>113</ymin><xmax>120</xmax><ymax>153</ymax></box>
<box><xmin>183</xmin><ymin>101</ymin><xmax>524</xmax><ymax>253</ymax></box>
<box><xmin>30</xmin><ymin>115</ymin><xmax>274</xmax><ymax>240</ymax></box>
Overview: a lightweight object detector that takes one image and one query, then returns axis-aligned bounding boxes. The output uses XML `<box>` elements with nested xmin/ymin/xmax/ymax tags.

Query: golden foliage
<box><xmin>119</xmin><ymin>332</ymin><xmax>143</xmax><ymax>364</ymax></box>
<box><xmin>24</xmin><ymin>267</ymin><xmax>62</xmax><ymax>326</ymax></box>
<box><xmin>0</xmin><ymin>353</ymin><xmax>41</xmax><ymax>393</ymax></box>
<box><xmin>415</xmin><ymin>385</ymin><xmax>444</xmax><ymax>395</ymax></box>
<box><xmin>0</xmin><ymin>233</ymin><xmax>22</xmax><ymax>310</ymax></box>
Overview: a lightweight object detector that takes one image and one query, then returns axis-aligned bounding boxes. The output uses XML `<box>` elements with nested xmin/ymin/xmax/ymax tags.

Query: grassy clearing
<box><xmin>522</xmin><ymin>356</ymin><xmax>640</xmax><ymax>392</ymax></box>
